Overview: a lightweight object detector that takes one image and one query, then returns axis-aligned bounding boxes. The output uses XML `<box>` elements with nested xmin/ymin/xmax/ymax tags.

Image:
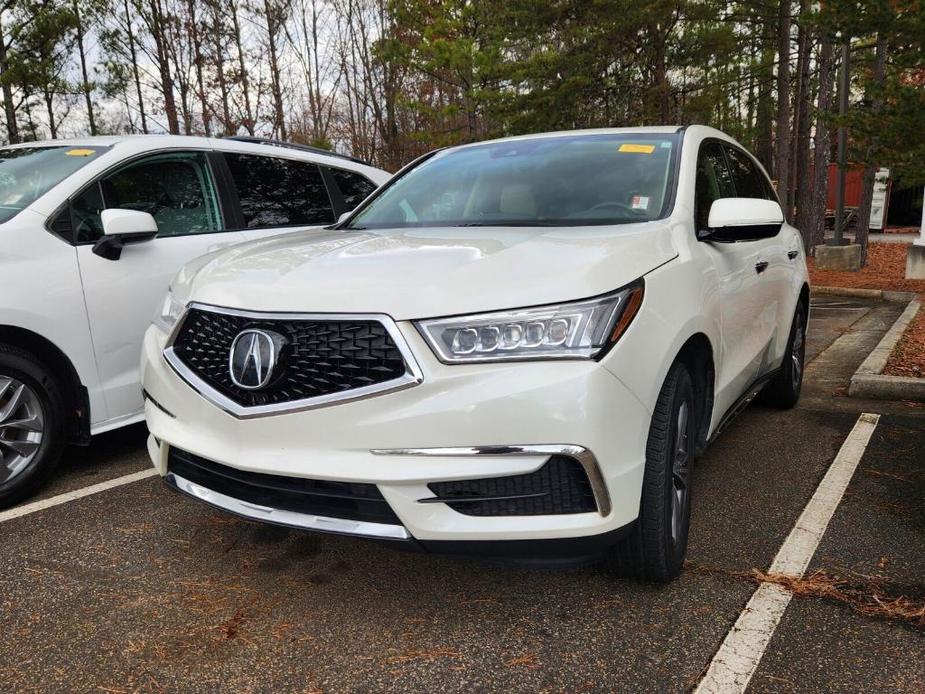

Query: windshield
<box><xmin>349</xmin><ymin>133</ymin><xmax>679</xmax><ymax>229</ymax></box>
<box><xmin>0</xmin><ymin>145</ymin><xmax>109</xmax><ymax>224</ymax></box>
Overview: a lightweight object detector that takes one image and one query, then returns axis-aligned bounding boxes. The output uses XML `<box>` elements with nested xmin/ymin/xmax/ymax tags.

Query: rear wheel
<box><xmin>761</xmin><ymin>301</ymin><xmax>806</xmax><ymax>409</ymax></box>
<box><xmin>605</xmin><ymin>361</ymin><xmax>695</xmax><ymax>582</ymax></box>
<box><xmin>0</xmin><ymin>345</ymin><xmax>67</xmax><ymax>508</ymax></box>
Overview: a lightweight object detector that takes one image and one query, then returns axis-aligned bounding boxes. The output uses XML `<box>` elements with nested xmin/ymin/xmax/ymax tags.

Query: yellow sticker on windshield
<box><xmin>65</xmin><ymin>148</ymin><xmax>96</xmax><ymax>156</ymax></box>
<box><xmin>619</xmin><ymin>144</ymin><xmax>655</xmax><ymax>154</ymax></box>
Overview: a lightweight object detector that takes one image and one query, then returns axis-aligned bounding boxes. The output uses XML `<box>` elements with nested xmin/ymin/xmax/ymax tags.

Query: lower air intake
<box><xmin>426</xmin><ymin>455</ymin><xmax>597</xmax><ymax>516</ymax></box>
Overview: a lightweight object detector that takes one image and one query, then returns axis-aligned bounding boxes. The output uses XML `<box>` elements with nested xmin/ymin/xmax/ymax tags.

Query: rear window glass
<box><xmin>223</xmin><ymin>153</ymin><xmax>334</xmax><ymax>228</ymax></box>
<box><xmin>0</xmin><ymin>145</ymin><xmax>108</xmax><ymax>224</ymax></box>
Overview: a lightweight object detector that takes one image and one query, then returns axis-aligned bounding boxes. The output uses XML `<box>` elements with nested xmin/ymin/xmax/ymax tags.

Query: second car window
<box><xmin>223</xmin><ymin>153</ymin><xmax>334</xmax><ymax>228</ymax></box>
<box><xmin>72</xmin><ymin>151</ymin><xmax>222</xmax><ymax>242</ymax></box>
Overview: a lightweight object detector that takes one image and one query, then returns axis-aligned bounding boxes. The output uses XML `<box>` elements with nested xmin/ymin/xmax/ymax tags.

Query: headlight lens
<box><xmin>417</xmin><ymin>281</ymin><xmax>644</xmax><ymax>363</ymax></box>
<box><xmin>152</xmin><ymin>290</ymin><xmax>185</xmax><ymax>334</ymax></box>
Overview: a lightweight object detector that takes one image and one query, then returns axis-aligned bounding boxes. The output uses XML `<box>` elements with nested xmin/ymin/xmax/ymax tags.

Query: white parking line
<box><xmin>0</xmin><ymin>468</ymin><xmax>158</xmax><ymax>524</ymax></box>
<box><xmin>694</xmin><ymin>412</ymin><xmax>880</xmax><ymax>694</ymax></box>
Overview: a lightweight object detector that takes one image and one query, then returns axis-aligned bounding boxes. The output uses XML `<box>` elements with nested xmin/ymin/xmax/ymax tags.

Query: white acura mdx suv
<box><xmin>0</xmin><ymin>135</ymin><xmax>388</xmax><ymax>506</ymax></box>
<box><xmin>142</xmin><ymin>126</ymin><xmax>809</xmax><ymax>581</ymax></box>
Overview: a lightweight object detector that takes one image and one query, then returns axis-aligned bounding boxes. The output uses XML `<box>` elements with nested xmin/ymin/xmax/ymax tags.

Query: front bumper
<box><xmin>142</xmin><ymin>320</ymin><xmax>651</xmax><ymax>547</ymax></box>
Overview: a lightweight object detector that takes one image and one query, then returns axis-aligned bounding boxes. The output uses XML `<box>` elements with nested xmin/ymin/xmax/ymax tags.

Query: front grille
<box><xmin>427</xmin><ymin>456</ymin><xmax>597</xmax><ymax>516</ymax></box>
<box><xmin>168</xmin><ymin>448</ymin><xmax>401</xmax><ymax>525</ymax></box>
<box><xmin>171</xmin><ymin>307</ymin><xmax>408</xmax><ymax>408</ymax></box>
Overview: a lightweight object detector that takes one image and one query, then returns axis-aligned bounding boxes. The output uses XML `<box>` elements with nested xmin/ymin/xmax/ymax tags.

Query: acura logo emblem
<box><xmin>229</xmin><ymin>329</ymin><xmax>283</xmax><ymax>390</ymax></box>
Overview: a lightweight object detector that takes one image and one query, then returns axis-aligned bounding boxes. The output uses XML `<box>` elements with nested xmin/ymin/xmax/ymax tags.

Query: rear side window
<box><xmin>223</xmin><ymin>153</ymin><xmax>334</xmax><ymax>228</ymax></box>
<box><xmin>329</xmin><ymin>167</ymin><xmax>377</xmax><ymax>210</ymax></box>
<box><xmin>723</xmin><ymin>146</ymin><xmax>776</xmax><ymax>201</ymax></box>
<box><xmin>695</xmin><ymin>142</ymin><xmax>735</xmax><ymax>230</ymax></box>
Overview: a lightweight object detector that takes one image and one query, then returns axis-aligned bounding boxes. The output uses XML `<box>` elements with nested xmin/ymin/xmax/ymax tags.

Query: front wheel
<box><xmin>604</xmin><ymin>361</ymin><xmax>695</xmax><ymax>582</ymax></box>
<box><xmin>0</xmin><ymin>345</ymin><xmax>67</xmax><ymax>508</ymax></box>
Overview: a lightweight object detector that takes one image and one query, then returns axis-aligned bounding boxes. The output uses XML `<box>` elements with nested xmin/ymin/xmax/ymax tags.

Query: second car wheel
<box><xmin>605</xmin><ymin>361</ymin><xmax>695</xmax><ymax>582</ymax></box>
<box><xmin>0</xmin><ymin>344</ymin><xmax>68</xmax><ymax>508</ymax></box>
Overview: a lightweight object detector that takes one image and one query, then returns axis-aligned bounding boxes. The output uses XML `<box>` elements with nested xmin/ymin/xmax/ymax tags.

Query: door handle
<box><xmin>787</xmin><ymin>250</ymin><xmax>799</xmax><ymax>260</ymax></box>
<box><xmin>755</xmin><ymin>260</ymin><xmax>769</xmax><ymax>274</ymax></box>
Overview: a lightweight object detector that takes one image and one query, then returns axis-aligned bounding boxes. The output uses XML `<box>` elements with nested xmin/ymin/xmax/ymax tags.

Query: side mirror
<box><xmin>93</xmin><ymin>209</ymin><xmax>158</xmax><ymax>260</ymax></box>
<box><xmin>699</xmin><ymin>198</ymin><xmax>783</xmax><ymax>242</ymax></box>
<box><xmin>337</xmin><ymin>210</ymin><xmax>353</xmax><ymax>224</ymax></box>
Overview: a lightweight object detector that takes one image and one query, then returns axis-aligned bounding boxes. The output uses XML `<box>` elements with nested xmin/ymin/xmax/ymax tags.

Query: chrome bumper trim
<box><xmin>165</xmin><ymin>471</ymin><xmax>411</xmax><ymax>540</ymax></box>
<box><xmin>370</xmin><ymin>444</ymin><xmax>612</xmax><ymax>517</ymax></box>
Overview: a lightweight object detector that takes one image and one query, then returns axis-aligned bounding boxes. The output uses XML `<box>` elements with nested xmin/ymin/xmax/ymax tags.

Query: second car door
<box><xmin>75</xmin><ymin>149</ymin><xmax>247</xmax><ymax>424</ymax></box>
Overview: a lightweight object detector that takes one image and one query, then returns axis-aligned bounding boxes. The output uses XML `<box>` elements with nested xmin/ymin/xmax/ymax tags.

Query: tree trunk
<box><xmin>854</xmin><ymin>34</ymin><xmax>888</xmax><ymax>267</ymax></box>
<box><xmin>808</xmin><ymin>34</ymin><xmax>836</xmax><ymax>253</ymax></box>
<box><xmin>124</xmin><ymin>0</ymin><xmax>148</xmax><ymax>133</ymax></box>
<box><xmin>754</xmin><ymin>36</ymin><xmax>775</xmax><ymax>172</ymax></box>
<box><xmin>72</xmin><ymin>0</ymin><xmax>97</xmax><ymax>135</ymax></box>
<box><xmin>148</xmin><ymin>0</ymin><xmax>180</xmax><ymax>134</ymax></box>
<box><xmin>230</xmin><ymin>1</ymin><xmax>254</xmax><ymax>135</ymax></box>
<box><xmin>188</xmin><ymin>0</ymin><xmax>210</xmax><ymax>135</ymax></box>
<box><xmin>774</xmin><ymin>0</ymin><xmax>792</xmax><ymax>218</ymax></box>
<box><xmin>209</xmin><ymin>1</ymin><xmax>232</xmax><ymax>135</ymax></box>
<box><xmin>263</xmin><ymin>0</ymin><xmax>288</xmax><ymax>140</ymax></box>
<box><xmin>0</xmin><ymin>13</ymin><xmax>20</xmax><ymax>144</ymax></box>
<box><xmin>793</xmin><ymin>0</ymin><xmax>813</xmax><ymax>233</ymax></box>
<box><xmin>43</xmin><ymin>90</ymin><xmax>57</xmax><ymax>139</ymax></box>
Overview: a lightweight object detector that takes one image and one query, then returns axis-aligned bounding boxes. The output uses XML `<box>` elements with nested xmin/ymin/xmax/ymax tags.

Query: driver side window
<box><xmin>71</xmin><ymin>151</ymin><xmax>222</xmax><ymax>243</ymax></box>
<box><xmin>694</xmin><ymin>142</ymin><xmax>735</xmax><ymax>231</ymax></box>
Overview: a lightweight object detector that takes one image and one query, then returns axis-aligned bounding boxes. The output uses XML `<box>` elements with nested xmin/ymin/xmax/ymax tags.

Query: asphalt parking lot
<box><xmin>2</xmin><ymin>296</ymin><xmax>924</xmax><ymax>693</ymax></box>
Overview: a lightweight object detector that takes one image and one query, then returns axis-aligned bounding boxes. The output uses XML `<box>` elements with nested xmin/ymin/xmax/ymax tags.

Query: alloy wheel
<box><xmin>670</xmin><ymin>399</ymin><xmax>691</xmax><ymax>545</ymax></box>
<box><xmin>0</xmin><ymin>376</ymin><xmax>45</xmax><ymax>484</ymax></box>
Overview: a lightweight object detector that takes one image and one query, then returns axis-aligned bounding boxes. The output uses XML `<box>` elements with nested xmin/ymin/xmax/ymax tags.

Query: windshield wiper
<box><xmin>453</xmin><ymin>221</ymin><xmax>557</xmax><ymax>227</ymax></box>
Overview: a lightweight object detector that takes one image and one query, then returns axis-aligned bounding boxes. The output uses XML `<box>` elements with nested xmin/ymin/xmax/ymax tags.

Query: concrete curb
<box><xmin>848</xmin><ymin>298</ymin><xmax>925</xmax><ymax>401</ymax></box>
<box><xmin>812</xmin><ymin>285</ymin><xmax>918</xmax><ymax>302</ymax></box>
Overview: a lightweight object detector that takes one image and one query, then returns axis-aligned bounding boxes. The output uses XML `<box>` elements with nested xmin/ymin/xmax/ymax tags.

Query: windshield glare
<box><xmin>0</xmin><ymin>145</ymin><xmax>108</xmax><ymax>224</ymax></box>
<box><xmin>350</xmin><ymin>134</ymin><xmax>679</xmax><ymax>229</ymax></box>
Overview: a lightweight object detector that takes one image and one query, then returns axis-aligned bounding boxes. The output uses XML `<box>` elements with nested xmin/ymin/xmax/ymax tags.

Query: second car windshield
<box><xmin>349</xmin><ymin>133</ymin><xmax>678</xmax><ymax>229</ymax></box>
<box><xmin>0</xmin><ymin>145</ymin><xmax>108</xmax><ymax>224</ymax></box>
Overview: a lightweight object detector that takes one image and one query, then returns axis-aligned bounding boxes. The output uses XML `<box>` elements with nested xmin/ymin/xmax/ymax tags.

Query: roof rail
<box><xmin>222</xmin><ymin>135</ymin><xmax>370</xmax><ymax>166</ymax></box>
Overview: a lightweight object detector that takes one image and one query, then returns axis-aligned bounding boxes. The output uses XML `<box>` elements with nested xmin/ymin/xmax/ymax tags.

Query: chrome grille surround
<box><xmin>163</xmin><ymin>302</ymin><xmax>423</xmax><ymax>418</ymax></box>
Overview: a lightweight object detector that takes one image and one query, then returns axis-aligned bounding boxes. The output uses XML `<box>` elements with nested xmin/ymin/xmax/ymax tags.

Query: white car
<box><xmin>141</xmin><ymin>126</ymin><xmax>809</xmax><ymax>581</ymax></box>
<box><xmin>0</xmin><ymin>135</ymin><xmax>389</xmax><ymax>506</ymax></box>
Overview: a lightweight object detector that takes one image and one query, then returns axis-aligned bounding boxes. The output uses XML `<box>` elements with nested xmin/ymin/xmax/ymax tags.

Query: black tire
<box><xmin>760</xmin><ymin>301</ymin><xmax>806</xmax><ymax>409</ymax></box>
<box><xmin>0</xmin><ymin>344</ymin><xmax>68</xmax><ymax>508</ymax></box>
<box><xmin>605</xmin><ymin>361</ymin><xmax>695</xmax><ymax>582</ymax></box>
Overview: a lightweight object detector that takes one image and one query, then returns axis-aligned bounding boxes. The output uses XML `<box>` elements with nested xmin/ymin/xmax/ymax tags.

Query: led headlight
<box><xmin>417</xmin><ymin>281</ymin><xmax>644</xmax><ymax>363</ymax></box>
<box><xmin>151</xmin><ymin>290</ymin><xmax>186</xmax><ymax>334</ymax></box>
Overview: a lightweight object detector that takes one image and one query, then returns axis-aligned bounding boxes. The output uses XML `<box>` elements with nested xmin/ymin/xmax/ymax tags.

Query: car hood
<box><xmin>179</xmin><ymin>224</ymin><xmax>679</xmax><ymax>320</ymax></box>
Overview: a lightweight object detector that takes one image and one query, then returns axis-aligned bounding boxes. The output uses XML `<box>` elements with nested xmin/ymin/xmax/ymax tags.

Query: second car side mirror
<box><xmin>699</xmin><ymin>198</ymin><xmax>783</xmax><ymax>243</ymax></box>
<box><xmin>93</xmin><ymin>209</ymin><xmax>159</xmax><ymax>261</ymax></box>
<box><xmin>337</xmin><ymin>211</ymin><xmax>353</xmax><ymax>224</ymax></box>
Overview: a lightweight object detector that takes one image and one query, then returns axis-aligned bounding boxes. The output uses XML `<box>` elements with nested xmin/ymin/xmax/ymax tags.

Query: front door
<box><xmin>694</xmin><ymin>141</ymin><xmax>778</xmax><ymax>418</ymax></box>
<box><xmin>74</xmin><ymin>150</ymin><xmax>246</xmax><ymax>424</ymax></box>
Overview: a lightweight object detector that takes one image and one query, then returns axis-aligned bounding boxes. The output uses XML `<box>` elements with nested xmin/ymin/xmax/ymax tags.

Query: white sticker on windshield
<box><xmin>631</xmin><ymin>195</ymin><xmax>650</xmax><ymax>210</ymax></box>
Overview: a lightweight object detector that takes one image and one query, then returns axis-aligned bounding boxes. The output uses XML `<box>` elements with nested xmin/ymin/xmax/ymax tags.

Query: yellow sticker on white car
<box><xmin>618</xmin><ymin>144</ymin><xmax>655</xmax><ymax>154</ymax></box>
<box><xmin>65</xmin><ymin>148</ymin><xmax>96</xmax><ymax>156</ymax></box>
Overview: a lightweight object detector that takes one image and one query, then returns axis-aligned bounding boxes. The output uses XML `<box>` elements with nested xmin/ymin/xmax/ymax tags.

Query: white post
<box><xmin>917</xmin><ymin>184</ymin><xmax>925</xmax><ymax>247</ymax></box>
